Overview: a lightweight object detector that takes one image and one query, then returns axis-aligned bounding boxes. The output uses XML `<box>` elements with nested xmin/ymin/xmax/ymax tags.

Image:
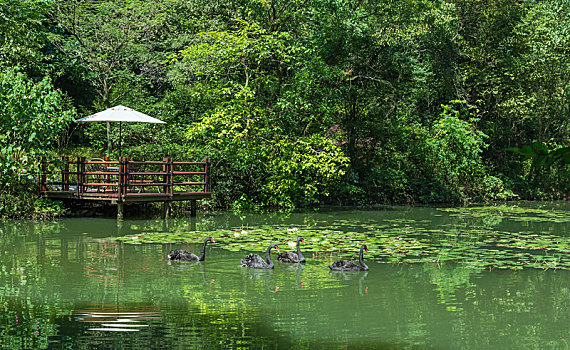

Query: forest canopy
<box><xmin>0</xmin><ymin>0</ymin><xmax>568</xmax><ymax>216</ymax></box>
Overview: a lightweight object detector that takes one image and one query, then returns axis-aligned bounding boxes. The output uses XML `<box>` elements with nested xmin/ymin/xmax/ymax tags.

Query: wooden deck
<box><xmin>39</xmin><ymin>157</ymin><xmax>211</xmax><ymax>219</ymax></box>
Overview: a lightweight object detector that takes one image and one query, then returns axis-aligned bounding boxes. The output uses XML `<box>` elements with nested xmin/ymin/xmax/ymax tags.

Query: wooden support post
<box><xmin>125</xmin><ymin>157</ymin><xmax>130</xmax><ymax>196</ymax></box>
<box><xmin>203</xmin><ymin>157</ymin><xmax>208</xmax><ymax>193</ymax></box>
<box><xmin>169</xmin><ymin>157</ymin><xmax>174</xmax><ymax>196</ymax></box>
<box><xmin>60</xmin><ymin>157</ymin><xmax>64</xmax><ymax>191</ymax></box>
<box><xmin>190</xmin><ymin>199</ymin><xmax>197</xmax><ymax>218</ymax></box>
<box><xmin>79</xmin><ymin>157</ymin><xmax>86</xmax><ymax>194</ymax></box>
<box><xmin>164</xmin><ymin>201</ymin><xmax>171</xmax><ymax>219</ymax></box>
<box><xmin>104</xmin><ymin>156</ymin><xmax>110</xmax><ymax>191</ymax></box>
<box><xmin>118</xmin><ymin>157</ymin><xmax>125</xmax><ymax>199</ymax></box>
<box><xmin>207</xmin><ymin>157</ymin><xmax>211</xmax><ymax>192</ymax></box>
<box><xmin>162</xmin><ymin>158</ymin><xmax>168</xmax><ymax>195</ymax></box>
<box><xmin>117</xmin><ymin>202</ymin><xmax>124</xmax><ymax>221</ymax></box>
<box><xmin>75</xmin><ymin>157</ymin><xmax>81</xmax><ymax>196</ymax></box>
<box><xmin>63</xmin><ymin>157</ymin><xmax>69</xmax><ymax>191</ymax></box>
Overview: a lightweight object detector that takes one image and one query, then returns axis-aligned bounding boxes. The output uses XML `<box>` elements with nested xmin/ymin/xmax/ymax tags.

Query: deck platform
<box><xmin>39</xmin><ymin>157</ymin><xmax>211</xmax><ymax>219</ymax></box>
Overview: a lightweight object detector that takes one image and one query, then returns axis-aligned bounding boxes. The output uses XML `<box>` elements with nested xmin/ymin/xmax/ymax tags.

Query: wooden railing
<box><xmin>39</xmin><ymin>157</ymin><xmax>211</xmax><ymax>200</ymax></box>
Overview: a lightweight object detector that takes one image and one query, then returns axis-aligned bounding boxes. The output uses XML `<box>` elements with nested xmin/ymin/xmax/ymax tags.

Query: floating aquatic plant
<box><xmin>116</xmin><ymin>218</ymin><xmax>570</xmax><ymax>271</ymax></box>
<box><xmin>438</xmin><ymin>206</ymin><xmax>570</xmax><ymax>223</ymax></box>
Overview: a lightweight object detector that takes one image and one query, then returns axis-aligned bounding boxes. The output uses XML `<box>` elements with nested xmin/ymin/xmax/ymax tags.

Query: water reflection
<box><xmin>294</xmin><ymin>263</ymin><xmax>305</xmax><ymax>289</ymax></box>
<box><xmin>330</xmin><ymin>270</ymin><xmax>369</xmax><ymax>295</ymax></box>
<box><xmin>0</xmin><ymin>204</ymin><xmax>569</xmax><ymax>349</ymax></box>
<box><xmin>75</xmin><ymin>306</ymin><xmax>160</xmax><ymax>333</ymax></box>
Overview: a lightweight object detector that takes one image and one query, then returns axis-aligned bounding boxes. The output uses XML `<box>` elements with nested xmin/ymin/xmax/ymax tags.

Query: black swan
<box><xmin>277</xmin><ymin>236</ymin><xmax>306</xmax><ymax>263</ymax></box>
<box><xmin>328</xmin><ymin>244</ymin><xmax>369</xmax><ymax>271</ymax></box>
<box><xmin>168</xmin><ymin>237</ymin><xmax>215</xmax><ymax>261</ymax></box>
<box><xmin>241</xmin><ymin>244</ymin><xmax>279</xmax><ymax>269</ymax></box>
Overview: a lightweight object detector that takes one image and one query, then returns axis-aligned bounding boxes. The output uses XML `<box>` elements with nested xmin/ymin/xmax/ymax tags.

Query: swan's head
<box><xmin>297</xmin><ymin>237</ymin><xmax>305</xmax><ymax>244</ymax></box>
<box><xmin>269</xmin><ymin>244</ymin><xmax>279</xmax><ymax>252</ymax></box>
<box><xmin>361</xmin><ymin>245</ymin><xmax>369</xmax><ymax>252</ymax></box>
<box><xmin>206</xmin><ymin>237</ymin><xmax>215</xmax><ymax>243</ymax></box>
<box><xmin>167</xmin><ymin>250</ymin><xmax>176</xmax><ymax>259</ymax></box>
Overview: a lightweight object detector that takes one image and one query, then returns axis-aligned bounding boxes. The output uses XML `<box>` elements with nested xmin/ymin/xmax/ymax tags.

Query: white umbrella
<box><xmin>76</xmin><ymin>105</ymin><xmax>166</xmax><ymax>157</ymax></box>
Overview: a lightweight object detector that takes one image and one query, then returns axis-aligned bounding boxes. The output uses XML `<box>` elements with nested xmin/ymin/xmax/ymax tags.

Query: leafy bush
<box><xmin>0</xmin><ymin>183</ymin><xmax>67</xmax><ymax>219</ymax></box>
<box><xmin>185</xmin><ymin>106</ymin><xmax>349</xmax><ymax>209</ymax></box>
<box><xmin>0</xmin><ymin>67</ymin><xmax>74</xmax><ymax>218</ymax></box>
<box><xmin>263</xmin><ymin>135</ymin><xmax>349</xmax><ymax>207</ymax></box>
<box><xmin>426</xmin><ymin>102</ymin><xmax>488</xmax><ymax>201</ymax></box>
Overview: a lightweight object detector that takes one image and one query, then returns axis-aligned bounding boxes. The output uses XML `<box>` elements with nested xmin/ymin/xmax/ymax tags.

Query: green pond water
<box><xmin>0</xmin><ymin>202</ymin><xmax>568</xmax><ymax>349</ymax></box>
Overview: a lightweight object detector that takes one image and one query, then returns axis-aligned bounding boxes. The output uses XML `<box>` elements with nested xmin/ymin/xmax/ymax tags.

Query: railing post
<box><xmin>59</xmin><ymin>157</ymin><xmax>63</xmax><ymax>191</ymax></box>
<box><xmin>75</xmin><ymin>157</ymin><xmax>80</xmax><ymax>196</ymax></box>
<box><xmin>104</xmin><ymin>156</ymin><xmax>110</xmax><ymax>192</ymax></box>
<box><xmin>118</xmin><ymin>157</ymin><xmax>125</xmax><ymax>199</ymax></box>
<box><xmin>79</xmin><ymin>157</ymin><xmax>86</xmax><ymax>194</ymax></box>
<box><xmin>169</xmin><ymin>157</ymin><xmax>174</xmax><ymax>196</ymax></box>
<box><xmin>61</xmin><ymin>157</ymin><xmax>69</xmax><ymax>191</ymax></box>
<box><xmin>126</xmin><ymin>157</ymin><xmax>132</xmax><ymax>196</ymax></box>
<box><xmin>58</xmin><ymin>157</ymin><xmax>63</xmax><ymax>191</ymax></box>
<box><xmin>162</xmin><ymin>158</ymin><xmax>169</xmax><ymax>195</ymax></box>
<box><xmin>63</xmin><ymin>156</ymin><xmax>69</xmax><ymax>191</ymax></box>
<box><xmin>204</xmin><ymin>157</ymin><xmax>211</xmax><ymax>192</ymax></box>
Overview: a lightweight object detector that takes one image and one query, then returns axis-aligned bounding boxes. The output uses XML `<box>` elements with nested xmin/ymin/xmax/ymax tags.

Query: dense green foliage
<box><xmin>0</xmin><ymin>68</ymin><xmax>75</xmax><ymax>218</ymax></box>
<box><xmin>0</xmin><ymin>0</ymin><xmax>568</xmax><ymax>215</ymax></box>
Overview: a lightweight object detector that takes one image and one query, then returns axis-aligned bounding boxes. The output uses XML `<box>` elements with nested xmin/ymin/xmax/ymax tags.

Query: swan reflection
<box><xmin>329</xmin><ymin>270</ymin><xmax>369</xmax><ymax>295</ymax></box>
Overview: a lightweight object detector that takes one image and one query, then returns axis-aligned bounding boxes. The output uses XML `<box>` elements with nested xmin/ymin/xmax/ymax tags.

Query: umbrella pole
<box><xmin>119</xmin><ymin>121</ymin><xmax>122</xmax><ymax>158</ymax></box>
<box><xmin>107</xmin><ymin>122</ymin><xmax>111</xmax><ymax>156</ymax></box>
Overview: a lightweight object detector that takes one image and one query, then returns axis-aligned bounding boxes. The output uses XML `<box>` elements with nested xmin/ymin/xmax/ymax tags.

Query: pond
<box><xmin>0</xmin><ymin>202</ymin><xmax>568</xmax><ymax>349</ymax></box>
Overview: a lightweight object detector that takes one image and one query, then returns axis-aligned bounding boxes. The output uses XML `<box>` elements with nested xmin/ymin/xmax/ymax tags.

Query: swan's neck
<box><xmin>199</xmin><ymin>239</ymin><xmax>209</xmax><ymax>261</ymax></box>
<box><xmin>265</xmin><ymin>247</ymin><xmax>274</xmax><ymax>268</ymax></box>
<box><xmin>296</xmin><ymin>240</ymin><xmax>305</xmax><ymax>261</ymax></box>
<box><xmin>359</xmin><ymin>246</ymin><xmax>368</xmax><ymax>270</ymax></box>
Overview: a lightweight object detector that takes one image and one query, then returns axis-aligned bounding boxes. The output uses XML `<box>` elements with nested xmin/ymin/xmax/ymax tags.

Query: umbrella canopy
<box><xmin>76</xmin><ymin>105</ymin><xmax>166</xmax><ymax>124</ymax></box>
<box><xmin>76</xmin><ymin>105</ymin><xmax>166</xmax><ymax>157</ymax></box>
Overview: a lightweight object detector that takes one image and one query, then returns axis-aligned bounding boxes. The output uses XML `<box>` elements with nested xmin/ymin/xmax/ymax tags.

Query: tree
<box><xmin>49</xmin><ymin>0</ymin><xmax>200</xmax><ymax>154</ymax></box>
<box><xmin>169</xmin><ymin>19</ymin><xmax>351</xmax><ymax>207</ymax></box>
<box><xmin>0</xmin><ymin>68</ymin><xmax>75</xmax><ymax>188</ymax></box>
<box><xmin>0</xmin><ymin>0</ymin><xmax>53</xmax><ymax>75</ymax></box>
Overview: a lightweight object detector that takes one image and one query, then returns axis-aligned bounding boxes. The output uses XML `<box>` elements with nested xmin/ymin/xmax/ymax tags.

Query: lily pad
<box><xmin>116</xmin><ymin>219</ymin><xmax>570</xmax><ymax>271</ymax></box>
